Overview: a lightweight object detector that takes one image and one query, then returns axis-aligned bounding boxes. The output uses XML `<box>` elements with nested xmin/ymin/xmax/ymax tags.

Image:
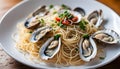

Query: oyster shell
<box><xmin>79</xmin><ymin>37</ymin><xmax>97</xmax><ymax>62</ymax></box>
<box><xmin>70</xmin><ymin>7</ymin><xmax>85</xmax><ymax>24</ymax></box>
<box><xmin>39</xmin><ymin>36</ymin><xmax>61</xmax><ymax>60</ymax></box>
<box><xmin>24</xmin><ymin>5</ymin><xmax>48</xmax><ymax>29</ymax></box>
<box><xmin>71</xmin><ymin>11</ymin><xmax>82</xmax><ymax>23</ymax></box>
<box><xmin>69</xmin><ymin>7</ymin><xmax>85</xmax><ymax>24</ymax></box>
<box><xmin>73</xmin><ymin>7</ymin><xmax>85</xmax><ymax>16</ymax></box>
<box><xmin>92</xmin><ymin>29</ymin><xmax>120</xmax><ymax>44</ymax></box>
<box><xmin>87</xmin><ymin>10</ymin><xmax>103</xmax><ymax>28</ymax></box>
<box><xmin>24</xmin><ymin>16</ymin><xmax>40</xmax><ymax>29</ymax></box>
<box><xmin>58</xmin><ymin>10</ymin><xmax>83</xmax><ymax>24</ymax></box>
<box><xmin>32</xmin><ymin>5</ymin><xmax>48</xmax><ymax>17</ymax></box>
<box><xmin>30</xmin><ymin>26</ymin><xmax>52</xmax><ymax>43</ymax></box>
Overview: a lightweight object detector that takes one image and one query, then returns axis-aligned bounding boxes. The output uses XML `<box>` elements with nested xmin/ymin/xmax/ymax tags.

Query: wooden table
<box><xmin>0</xmin><ymin>0</ymin><xmax>120</xmax><ymax>69</ymax></box>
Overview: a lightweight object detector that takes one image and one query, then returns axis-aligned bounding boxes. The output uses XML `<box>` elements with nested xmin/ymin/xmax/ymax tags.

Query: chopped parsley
<box><xmin>61</xmin><ymin>4</ymin><xmax>71</xmax><ymax>10</ymax></box>
<box><xmin>53</xmin><ymin>11</ymin><xmax>57</xmax><ymax>14</ymax></box>
<box><xmin>64</xmin><ymin>11</ymin><xmax>70</xmax><ymax>16</ymax></box>
<box><xmin>83</xmin><ymin>34</ymin><xmax>89</xmax><ymax>39</ymax></box>
<box><xmin>41</xmin><ymin>19</ymin><xmax>44</xmax><ymax>23</ymax></box>
<box><xmin>79</xmin><ymin>19</ymin><xmax>88</xmax><ymax>30</ymax></box>
<box><xmin>57</xmin><ymin>22</ymin><xmax>66</xmax><ymax>28</ymax></box>
<box><xmin>29</xmin><ymin>31</ymin><xmax>32</xmax><ymax>33</ymax></box>
<box><xmin>99</xmin><ymin>57</ymin><xmax>105</xmax><ymax>60</ymax></box>
<box><xmin>49</xmin><ymin>4</ymin><xmax>54</xmax><ymax>9</ymax></box>
<box><xmin>59</xmin><ymin>14</ymin><xmax>64</xmax><ymax>18</ymax></box>
<box><xmin>75</xmin><ymin>48</ymin><xmax>78</xmax><ymax>51</ymax></box>
<box><xmin>51</xmin><ymin>23</ymin><xmax>55</xmax><ymax>27</ymax></box>
<box><xmin>59</xmin><ymin>11</ymin><xmax>72</xmax><ymax>19</ymax></box>
<box><xmin>57</xmin><ymin>22</ymin><xmax>63</xmax><ymax>27</ymax></box>
<box><xmin>68</xmin><ymin>14</ymin><xmax>74</xmax><ymax>19</ymax></box>
<box><xmin>54</xmin><ymin>34</ymin><xmax>61</xmax><ymax>40</ymax></box>
<box><xmin>39</xmin><ymin>19</ymin><xmax>45</xmax><ymax>25</ymax></box>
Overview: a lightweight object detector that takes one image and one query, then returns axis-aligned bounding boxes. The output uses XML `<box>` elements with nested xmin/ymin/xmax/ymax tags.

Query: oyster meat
<box><xmin>24</xmin><ymin>5</ymin><xmax>48</xmax><ymax>29</ymax></box>
<box><xmin>87</xmin><ymin>10</ymin><xmax>103</xmax><ymax>28</ymax></box>
<box><xmin>79</xmin><ymin>37</ymin><xmax>97</xmax><ymax>62</ymax></box>
<box><xmin>39</xmin><ymin>36</ymin><xmax>61</xmax><ymax>60</ymax></box>
<box><xmin>92</xmin><ymin>29</ymin><xmax>120</xmax><ymax>44</ymax></box>
<box><xmin>24</xmin><ymin>16</ymin><xmax>40</xmax><ymax>29</ymax></box>
<box><xmin>30</xmin><ymin>26</ymin><xmax>52</xmax><ymax>43</ymax></box>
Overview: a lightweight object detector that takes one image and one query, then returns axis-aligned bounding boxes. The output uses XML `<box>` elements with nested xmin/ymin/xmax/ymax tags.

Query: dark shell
<box><xmin>30</xmin><ymin>26</ymin><xmax>52</xmax><ymax>43</ymax></box>
<box><xmin>39</xmin><ymin>36</ymin><xmax>61</xmax><ymax>60</ymax></box>
<box><xmin>73</xmin><ymin>7</ymin><xmax>85</xmax><ymax>16</ymax></box>
<box><xmin>32</xmin><ymin>5</ymin><xmax>47</xmax><ymax>17</ymax></box>
<box><xmin>24</xmin><ymin>17</ymin><xmax>40</xmax><ymax>29</ymax></box>
<box><xmin>87</xmin><ymin>9</ymin><xmax>103</xmax><ymax>28</ymax></box>
<box><xmin>79</xmin><ymin>37</ymin><xmax>97</xmax><ymax>62</ymax></box>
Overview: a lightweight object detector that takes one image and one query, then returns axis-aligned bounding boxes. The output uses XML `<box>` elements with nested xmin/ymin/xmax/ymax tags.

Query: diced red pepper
<box><xmin>62</xmin><ymin>20</ymin><xmax>70</xmax><ymax>25</ymax></box>
<box><xmin>72</xmin><ymin>16</ymin><xmax>78</xmax><ymax>22</ymax></box>
<box><xmin>55</xmin><ymin>17</ymin><xmax>61</xmax><ymax>21</ymax></box>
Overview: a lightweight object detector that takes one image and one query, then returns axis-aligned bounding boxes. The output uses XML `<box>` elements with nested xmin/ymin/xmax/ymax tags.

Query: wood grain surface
<box><xmin>0</xmin><ymin>0</ymin><xmax>119</xmax><ymax>69</ymax></box>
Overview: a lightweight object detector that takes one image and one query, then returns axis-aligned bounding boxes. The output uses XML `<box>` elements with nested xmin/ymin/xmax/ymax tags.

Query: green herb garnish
<box><xmin>29</xmin><ymin>31</ymin><xmax>32</xmax><ymax>33</ymax></box>
<box><xmin>59</xmin><ymin>13</ymin><xmax>64</xmax><ymax>18</ymax></box>
<box><xmin>54</xmin><ymin>34</ymin><xmax>61</xmax><ymax>40</ymax></box>
<box><xmin>59</xmin><ymin>11</ymin><xmax>72</xmax><ymax>19</ymax></box>
<box><xmin>83</xmin><ymin>34</ymin><xmax>89</xmax><ymax>39</ymax></box>
<box><xmin>49</xmin><ymin>4</ymin><xmax>54</xmax><ymax>9</ymax></box>
<box><xmin>57</xmin><ymin>22</ymin><xmax>63</xmax><ymax>26</ymax></box>
<box><xmin>57</xmin><ymin>22</ymin><xmax>63</xmax><ymax>27</ymax></box>
<box><xmin>41</xmin><ymin>19</ymin><xmax>44</xmax><ymax>23</ymax></box>
<box><xmin>99</xmin><ymin>57</ymin><xmax>105</xmax><ymax>60</ymax></box>
<box><xmin>57</xmin><ymin>22</ymin><xmax>66</xmax><ymax>28</ymax></box>
<box><xmin>61</xmin><ymin>4</ymin><xmax>71</xmax><ymax>10</ymax></box>
<box><xmin>79</xmin><ymin>19</ymin><xmax>88</xmax><ymax>30</ymax></box>
<box><xmin>64</xmin><ymin>11</ymin><xmax>70</xmax><ymax>16</ymax></box>
<box><xmin>53</xmin><ymin>11</ymin><xmax>57</xmax><ymax>14</ymax></box>
<box><xmin>75</xmin><ymin>48</ymin><xmax>78</xmax><ymax>51</ymax></box>
<box><xmin>68</xmin><ymin>14</ymin><xmax>74</xmax><ymax>19</ymax></box>
<box><xmin>39</xmin><ymin>19</ymin><xmax>45</xmax><ymax>25</ymax></box>
<box><xmin>51</xmin><ymin>24</ymin><xmax>55</xmax><ymax>27</ymax></box>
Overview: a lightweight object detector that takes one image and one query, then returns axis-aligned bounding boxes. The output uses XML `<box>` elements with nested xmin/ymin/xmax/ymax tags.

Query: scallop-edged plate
<box><xmin>0</xmin><ymin>0</ymin><xmax>120</xmax><ymax>69</ymax></box>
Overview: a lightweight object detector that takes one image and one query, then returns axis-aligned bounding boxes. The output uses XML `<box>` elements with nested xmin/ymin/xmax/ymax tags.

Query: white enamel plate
<box><xmin>0</xmin><ymin>0</ymin><xmax>120</xmax><ymax>69</ymax></box>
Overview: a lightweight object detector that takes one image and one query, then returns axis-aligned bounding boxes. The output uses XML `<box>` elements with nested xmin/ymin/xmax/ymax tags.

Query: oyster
<box><xmin>39</xmin><ymin>36</ymin><xmax>61</xmax><ymax>60</ymax></box>
<box><xmin>24</xmin><ymin>16</ymin><xmax>40</xmax><ymax>29</ymax></box>
<box><xmin>87</xmin><ymin>10</ymin><xmax>103</xmax><ymax>28</ymax></box>
<box><xmin>24</xmin><ymin>5</ymin><xmax>48</xmax><ymax>29</ymax></box>
<box><xmin>30</xmin><ymin>26</ymin><xmax>52</xmax><ymax>43</ymax></box>
<box><xmin>92</xmin><ymin>29</ymin><xmax>120</xmax><ymax>44</ymax></box>
<box><xmin>79</xmin><ymin>37</ymin><xmax>97</xmax><ymax>62</ymax></box>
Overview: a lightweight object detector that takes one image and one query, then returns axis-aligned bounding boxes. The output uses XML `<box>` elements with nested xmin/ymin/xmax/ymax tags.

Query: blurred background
<box><xmin>0</xmin><ymin>0</ymin><xmax>120</xmax><ymax>69</ymax></box>
<box><xmin>98</xmin><ymin>0</ymin><xmax>120</xmax><ymax>15</ymax></box>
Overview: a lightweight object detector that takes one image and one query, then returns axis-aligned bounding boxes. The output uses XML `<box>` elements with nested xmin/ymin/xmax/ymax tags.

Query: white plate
<box><xmin>0</xmin><ymin>0</ymin><xmax>120</xmax><ymax>69</ymax></box>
